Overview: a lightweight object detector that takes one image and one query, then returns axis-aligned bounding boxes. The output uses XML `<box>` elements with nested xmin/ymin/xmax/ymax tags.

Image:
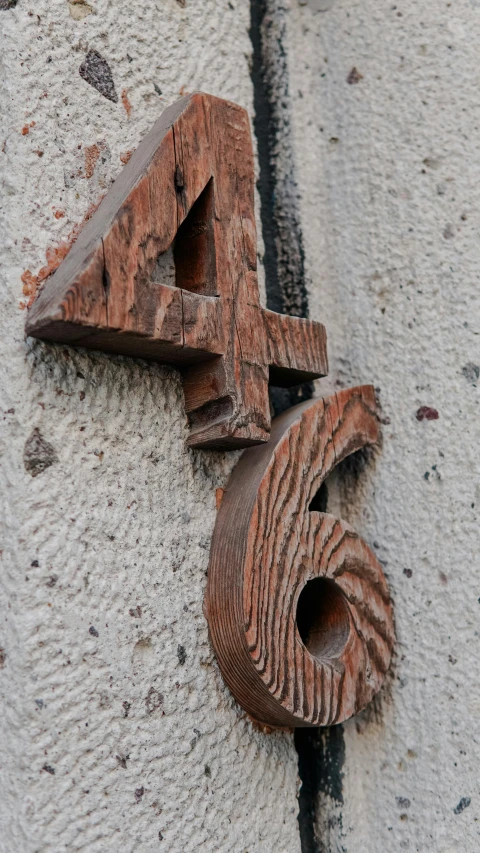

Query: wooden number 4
<box><xmin>26</xmin><ymin>93</ymin><xmax>327</xmax><ymax>449</ymax></box>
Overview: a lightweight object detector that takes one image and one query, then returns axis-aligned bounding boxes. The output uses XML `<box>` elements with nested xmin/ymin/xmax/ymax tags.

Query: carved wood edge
<box><xmin>25</xmin><ymin>92</ymin><xmax>328</xmax><ymax>450</ymax></box>
<box><xmin>205</xmin><ymin>386</ymin><xmax>395</xmax><ymax>727</ymax></box>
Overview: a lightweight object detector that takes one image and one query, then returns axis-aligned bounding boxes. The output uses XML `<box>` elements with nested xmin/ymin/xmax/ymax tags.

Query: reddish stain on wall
<box><xmin>21</xmin><ymin>199</ymin><xmax>104</xmax><ymax>309</ymax></box>
<box><xmin>84</xmin><ymin>143</ymin><xmax>102</xmax><ymax>179</ymax></box>
<box><xmin>416</xmin><ymin>406</ymin><xmax>439</xmax><ymax>421</ymax></box>
<box><xmin>121</xmin><ymin>88</ymin><xmax>132</xmax><ymax>118</ymax></box>
<box><xmin>21</xmin><ymin>121</ymin><xmax>36</xmax><ymax>136</ymax></box>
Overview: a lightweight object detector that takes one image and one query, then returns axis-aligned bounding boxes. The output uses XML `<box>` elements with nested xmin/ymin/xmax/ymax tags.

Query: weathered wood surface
<box><xmin>25</xmin><ymin>93</ymin><xmax>328</xmax><ymax>449</ymax></box>
<box><xmin>206</xmin><ymin>386</ymin><xmax>394</xmax><ymax>727</ymax></box>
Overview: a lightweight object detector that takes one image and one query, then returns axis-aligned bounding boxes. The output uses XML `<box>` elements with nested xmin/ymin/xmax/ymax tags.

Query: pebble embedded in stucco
<box><xmin>347</xmin><ymin>67</ymin><xmax>363</xmax><ymax>84</ymax></box>
<box><xmin>177</xmin><ymin>644</ymin><xmax>187</xmax><ymax>665</ymax></box>
<box><xmin>23</xmin><ymin>428</ymin><xmax>58</xmax><ymax>477</ymax></box>
<box><xmin>462</xmin><ymin>362</ymin><xmax>479</xmax><ymax>384</ymax></box>
<box><xmin>68</xmin><ymin>0</ymin><xmax>93</xmax><ymax>21</ymax></box>
<box><xmin>145</xmin><ymin>686</ymin><xmax>164</xmax><ymax>715</ymax></box>
<box><xmin>416</xmin><ymin>406</ymin><xmax>439</xmax><ymax>421</ymax></box>
<box><xmin>453</xmin><ymin>797</ymin><xmax>471</xmax><ymax>815</ymax></box>
<box><xmin>0</xmin><ymin>0</ymin><xmax>18</xmax><ymax>9</ymax></box>
<box><xmin>79</xmin><ymin>49</ymin><xmax>118</xmax><ymax>103</ymax></box>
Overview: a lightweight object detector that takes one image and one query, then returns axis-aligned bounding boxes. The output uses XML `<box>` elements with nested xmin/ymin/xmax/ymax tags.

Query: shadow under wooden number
<box><xmin>25</xmin><ymin>92</ymin><xmax>327</xmax><ymax>449</ymax></box>
<box><xmin>206</xmin><ymin>386</ymin><xmax>394</xmax><ymax>727</ymax></box>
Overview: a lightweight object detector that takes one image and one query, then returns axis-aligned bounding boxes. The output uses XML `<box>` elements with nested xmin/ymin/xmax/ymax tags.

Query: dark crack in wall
<box><xmin>249</xmin><ymin>0</ymin><xmax>313</xmax><ymax>417</ymax></box>
<box><xmin>249</xmin><ymin>3</ymin><xmax>346</xmax><ymax>851</ymax></box>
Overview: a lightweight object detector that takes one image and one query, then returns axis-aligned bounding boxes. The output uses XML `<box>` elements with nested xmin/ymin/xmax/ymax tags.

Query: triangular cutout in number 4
<box><xmin>26</xmin><ymin>92</ymin><xmax>328</xmax><ymax>449</ymax></box>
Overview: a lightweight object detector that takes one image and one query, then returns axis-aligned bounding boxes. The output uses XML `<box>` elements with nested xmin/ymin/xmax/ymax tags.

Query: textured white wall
<box><xmin>3</xmin><ymin>1</ymin><xmax>480</xmax><ymax>851</ymax></box>
<box><xmin>282</xmin><ymin>0</ymin><xmax>480</xmax><ymax>850</ymax></box>
<box><xmin>0</xmin><ymin>3</ymin><xmax>301</xmax><ymax>852</ymax></box>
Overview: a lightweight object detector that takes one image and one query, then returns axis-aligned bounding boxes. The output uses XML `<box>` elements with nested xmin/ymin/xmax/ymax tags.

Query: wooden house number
<box><xmin>26</xmin><ymin>93</ymin><xmax>394</xmax><ymax>726</ymax></box>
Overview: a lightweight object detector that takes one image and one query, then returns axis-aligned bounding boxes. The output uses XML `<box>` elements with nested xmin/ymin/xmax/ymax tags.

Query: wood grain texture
<box><xmin>25</xmin><ymin>93</ymin><xmax>328</xmax><ymax>449</ymax></box>
<box><xmin>206</xmin><ymin>386</ymin><xmax>394</xmax><ymax>727</ymax></box>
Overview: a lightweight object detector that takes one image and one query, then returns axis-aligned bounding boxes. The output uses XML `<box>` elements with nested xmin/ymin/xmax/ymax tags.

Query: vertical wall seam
<box><xmin>249</xmin><ymin>0</ymin><xmax>314</xmax><ymax>417</ymax></box>
<box><xmin>248</xmin><ymin>3</ymin><xmax>346</xmax><ymax>851</ymax></box>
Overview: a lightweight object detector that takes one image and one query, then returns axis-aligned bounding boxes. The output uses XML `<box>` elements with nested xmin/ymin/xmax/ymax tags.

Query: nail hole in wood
<box><xmin>296</xmin><ymin>578</ymin><xmax>351</xmax><ymax>660</ymax></box>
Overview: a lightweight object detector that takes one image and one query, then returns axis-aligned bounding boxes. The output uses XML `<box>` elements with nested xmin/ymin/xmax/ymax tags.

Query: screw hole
<box><xmin>296</xmin><ymin>578</ymin><xmax>350</xmax><ymax>660</ymax></box>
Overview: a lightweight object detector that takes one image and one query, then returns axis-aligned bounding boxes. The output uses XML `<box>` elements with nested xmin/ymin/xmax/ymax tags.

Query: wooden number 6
<box><xmin>206</xmin><ymin>386</ymin><xmax>395</xmax><ymax>727</ymax></box>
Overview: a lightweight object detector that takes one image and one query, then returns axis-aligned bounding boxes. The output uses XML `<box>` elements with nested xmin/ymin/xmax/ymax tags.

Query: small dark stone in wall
<box><xmin>154</xmin><ymin>83</ymin><xmax>163</xmax><ymax>96</ymax></box>
<box><xmin>176</xmin><ymin>0</ymin><xmax>186</xmax><ymax>6</ymax></box>
<box><xmin>89</xmin><ymin>625</ymin><xmax>99</xmax><ymax>637</ymax></box>
<box><xmin>204</xmin><ymin>764</ymin><xmax>211</xmax><ymax>777</ymax></box>
<box><xmin>46</xmin><ymin>574</ymin><xmax>58</xmax><ymax>588</ymax></box>
<box><xmin>79</xmin><ymin>49</ymin><xmax>118</xmax><ymax>103</ymax></box>
<box><xmin>416</xmin><ymin>406</ymin><xmax>439</xmax><ymax>422</ymax></box>
<box><xmin>177</xmin><ymin>644</ymin><xmax>187</xmax><ymax>665</ymax></box>
<box><xmin>347</xmin><ymin>67</ymin><xmax>363</xmax><ymax>84</ymax></box>
<box><xmin>0</xmin><ymin>0</ymin><xmax>18</xmax><ymax>9</ymax></box>
<box><xmin>42</xmin><ymin>764</ymin><xmax>55</xmax><ymax>775</ymax></box>
<box><xmin>145</xmin><ymin>686</ymin><xmax>164</xmax><ymax>715</ymax></box>
<box><xmin>122</xmin><ymin>700</ymin><xmax>131</xmax><ymax>717</ymax></box>
<box><xmin>0</xmin><ymin>648</ymin><xmax>5</xmax><ymax>668</ymax></box>
<box><xmin>462</xmin><ymin>362</ymin><xmax>479</xmax><ymax>384</ymax></box>
<box><xmin>454</xmin><ymin>797</ymin><xmax>471</xmax><ymax>815</ymax></box>
<box><xmin>403</xmin><ymin>568</ymin><xmax>412</xmax><ymax>578</ymax></box>
<box><xmin>23</xmin><ymin>428</ymin><xmax>58</xmax><ymax>477</ymax></box>
<box><xmin>134</xmin><ymin>786</ymin><xmax>145</xmax><ymax>803</ymax></box>
<box><xmin>396</xmin><ymin>796</ymin><xmax>411</xmax><ymax>809</ymax></box>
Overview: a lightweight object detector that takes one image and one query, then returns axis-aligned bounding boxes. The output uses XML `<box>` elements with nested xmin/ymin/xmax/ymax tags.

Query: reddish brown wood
<box><xmin>206</xmin><ymin>386</ymin><xmax>394</xmax><ymax>727</ymax></box>
<box><xmin>25</xmin><ymin>93</ymin><xmax>328</xmax><ymax>449</ymax></box>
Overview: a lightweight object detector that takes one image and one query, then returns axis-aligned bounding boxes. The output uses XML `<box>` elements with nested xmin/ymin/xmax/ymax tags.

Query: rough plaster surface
<box><xmin>281</xmin><ymin>0</ymin><xmax>480</xmax><ymax>849</ymax></box>
<box><xmin>0</xmin><ymin>3</ymin><xmax>301</xmax><ymax>852</ymax></box>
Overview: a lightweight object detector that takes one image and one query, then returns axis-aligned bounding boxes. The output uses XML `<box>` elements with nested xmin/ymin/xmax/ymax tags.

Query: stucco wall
<box><xmin>3</xmin><ymin>0</ymin><xmax>480</xmax><ymax>851</ymax></box>
<box><xmin>282</xmin><ymin>0</ymin><xmax>480</xmax><ymax>850</ymax></box>
<box><xmin>0</xmin><ymin>3</ymin><xmax>301</xmax><ymax>852</ymax></box>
